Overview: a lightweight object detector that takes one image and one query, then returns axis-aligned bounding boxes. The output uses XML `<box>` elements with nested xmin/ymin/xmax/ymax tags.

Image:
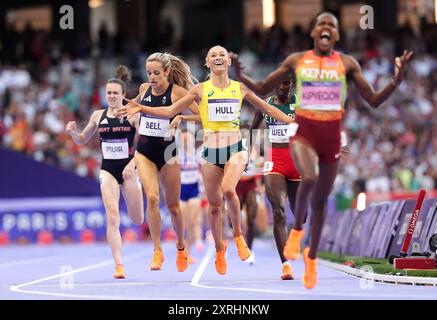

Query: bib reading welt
<box><xmin>268</xmin><ymin>124</ymin><xmax>290</xmax><ymax>143</ymax></box>
<box><xmin>208</xmin><ymin>98</ymin><xmax>239</xmax><ymax>121</ymax></box>
<box><xmin>139</xmin><ymin>115</ymin><xmax>170</xmax><ymax>137</ymax></box>
<box><xmin>101</xmin><ymin>138</ymin><xmax>129</xmax><ymax>159</ymax></box>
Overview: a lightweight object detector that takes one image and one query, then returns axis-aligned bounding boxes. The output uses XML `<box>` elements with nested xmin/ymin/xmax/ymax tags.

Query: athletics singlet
<box><xmin>198</xmin><ymin>80</ymin><xmax>243</xmax><ymax>132</ymax></box>
<box><xmin>291</xmin><ymin>50</ymin><xmax>346</xmax><ymax>163</ymax></box>
<box><xmin>265</xmin><ymin>94</ymin><xmax>296</xmax><ymax>143</ymax></box>
<box><xmin>262</xmin><ymin>94</ymin><xmax>300</xmax><ymax>180</ymax></box>
<box><xmin>98</xmin><ymin>109</ymin><xmax>136</xmax><ymax>184</ymax></box>
<box><xmin>199</xmin><ymin>79</ymin><xmax>247</xmax><ymax>169</ymax></box>
<box><xmin>295</xmin><ymin>50</ymin><xmax>347</xmax><ymax>121</ymax></box>
<box><xmin>137</xmin><ymin>84</ymin><xmax>178</xmax><ymax>171</ymax></box>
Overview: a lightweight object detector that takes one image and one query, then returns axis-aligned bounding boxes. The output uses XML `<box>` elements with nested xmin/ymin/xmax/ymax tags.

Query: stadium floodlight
<box><xmin>89</xmin><ymin>0</ymin><xmax>104</xmax><ymax>9</ymax></box>
<box><xmin>262</xmin><ymin>0</ymin><xmax>275</xmax><ymax>28</ymax></box>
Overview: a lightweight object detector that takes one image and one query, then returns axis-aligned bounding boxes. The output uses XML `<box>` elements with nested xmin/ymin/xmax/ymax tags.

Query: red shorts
<box><xmin>236</xmin><ymin>177</ymin><xmax>257</xmax><ymax>199</ymax></box>
<box><xmin>263</xmin><ymin>147</ymin><xmax>301</xmax><ymax>181</ymax></box>
<box><xmin>291</xmin><ymin>116</ymin><xmax>342</xmax><ymax>163</ymax></box>
<box><xmin>201</xmin><ymin>198</ymin><xmax>208</xmax><ymax>209</ymax></box>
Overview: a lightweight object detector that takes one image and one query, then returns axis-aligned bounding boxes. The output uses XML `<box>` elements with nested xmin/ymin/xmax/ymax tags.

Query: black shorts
<box><xmin>201</xmin><ymin>140</ymin><xmax>246</xmax><ymax>169</ymax></box>
<box><xmin>136</xmin><ymin>136</ymin><xmax>177</xmax><ymax>171</ymax></box>
<box><xmin>101</xmin><ymin>157</ymin><xmax>132</xmax><ymax>185</ymax></box>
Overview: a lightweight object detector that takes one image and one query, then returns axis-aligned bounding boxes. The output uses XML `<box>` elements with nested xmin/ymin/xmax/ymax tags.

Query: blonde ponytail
<box><xmin>146</xmin><ymin>52</ymin><xmax>198</xmax><ymax>90</ymax></box>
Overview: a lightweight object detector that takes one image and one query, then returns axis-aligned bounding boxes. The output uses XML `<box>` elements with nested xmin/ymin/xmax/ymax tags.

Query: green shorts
<box><xmin>201</xmin><ymin>140</ymin><xmax>246</xmax><ymax>169</ymax></box>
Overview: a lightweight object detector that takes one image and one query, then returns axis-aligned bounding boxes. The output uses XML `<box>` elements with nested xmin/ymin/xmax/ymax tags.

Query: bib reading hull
<box><xmin>207</xmin><ymin>99</ymin><xmax>240</xmax><ymax>122</ymax></box>
<box><xmin>199</xmin><ymin>80</ymin><xmax>243</xmax><ymax>132</ymax></box>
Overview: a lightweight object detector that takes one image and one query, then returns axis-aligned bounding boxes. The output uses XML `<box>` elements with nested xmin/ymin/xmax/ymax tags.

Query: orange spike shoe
<box><xmin>150</xmin><ymin>250</ymin><xmax>164</xmax><ymax>271</ymax></box>
<box><xmin>215</xmin><ymin>242</ymin><xmax>227</xmax><ymax>275</ymax></box>
<box><xmin>234</xmin><ymin>235</ymin><xmax>251</xmax><ymax>261</ymax></box>
<box><xmin>302</xmin><ymin>247</ymin><xmax>318</xmax><ymax>289</ymax></box>
<box><xmin>113</xmin><ymin>264</ymin><xmax>126</xmax><ymax>279</ymax></box>
<box><xmin>283</xmin><ymin>229</ymin><xmax>304</xmax><ymax>260</ymax></box>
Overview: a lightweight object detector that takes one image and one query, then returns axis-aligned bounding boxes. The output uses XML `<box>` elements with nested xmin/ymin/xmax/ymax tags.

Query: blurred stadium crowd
<box><xmin>0</xmin><ymin>18</ymin><xmax>436</xmax><ymax>200</ymax></box>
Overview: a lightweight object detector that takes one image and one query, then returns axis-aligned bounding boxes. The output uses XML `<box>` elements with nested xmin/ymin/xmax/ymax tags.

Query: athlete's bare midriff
<box><xmin>203</xmin><ymin>130</ymin><xmax>242</xmax><ymax>148</ymax></box>
<box><xmin>271</xmin><ymin>142</ymin><xmax>289</xmax><ymax>149</ymax></box>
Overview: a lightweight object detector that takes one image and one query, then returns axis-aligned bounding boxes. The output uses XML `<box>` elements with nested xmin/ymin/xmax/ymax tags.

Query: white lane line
<box><xmin>9</xmin><ymin>250</ymin><xmax>146</xmax><ymax>300</ymax></box>
<box><xmin>190</xmin><ymin>244</ymin><xmax>215</xmax><ymax>286</ymax></box>
<box><xmin>22</xmin><ymin>282</ymin><xmax>192</xmax><ymax>288</ymax></box>
<box><xmin>188</xmin><ymin>245</ymin><xmax>435</xmax><ymax>299</ymax></box>
<box><xmin>191</xmin><ymin>280</ymin><xmax>436</xmax><ymax>299</ymax></box>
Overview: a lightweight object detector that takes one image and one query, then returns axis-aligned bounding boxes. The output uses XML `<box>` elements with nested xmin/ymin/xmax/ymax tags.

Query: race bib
<box><xmin>263</xmin><ymin>161</ymin><xmax>274</xmax><ymax>173</ymax></box>
<box><xmin>285</xmin><ymin>123</ymin><xmax>299</xmax><ymax>138</ymax></box>
<box><xmin>181</xmin><ymin>170</ymin><xmax>199</xmax><ymax>184</ymax></box>
<box><xmin>301</xmin><ymin>81</ymin><xmax>342</xmax><ymax>111</ymax></box>
<box><xmin>208</xmin><ymin>99</ymin><xmax>239</xmax><ymax>121</ymax></box>
<box><xmin>101</xmin><ymin>138</ymin><xmax>129</xmax><ymax>160</ymax></box>
<box><xmin>268</xmin><ymin>124</ymin><xmax>290</xmax><ymax>143</ymax></box>
<box><xmin>139</xmin><ymin>115</ymin><xmax>170</xmax><ymax>137</ymax></box>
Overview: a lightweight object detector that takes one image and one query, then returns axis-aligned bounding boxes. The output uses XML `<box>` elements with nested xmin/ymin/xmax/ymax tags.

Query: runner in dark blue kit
<box><xmin>66</xmin><ymin>65</ymin><xmax>144</xmax><ymax>279</ymax></box>
<box><xmin>178</xmin><ymin>128</ymin><xmax>203</xmax><ymax>264</ymax></box>
<box><xmin>128</xmin><ymin>53</ymin><xmax>199</xmax><ymax>272</ymax></box>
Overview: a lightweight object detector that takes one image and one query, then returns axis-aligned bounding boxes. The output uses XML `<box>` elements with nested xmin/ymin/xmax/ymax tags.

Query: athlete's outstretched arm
<box><xmin>167</xmin><ymin>114</ymin><xmax>202</xmax><ymax>137</ymax></box>
<box><xmin>165</xmin><ymin>86</ymin><xmax>201</xmax><ymax>132</ymax></box>
<box><xmin>249</xmin><ymin>110</ymin><xmax>264</xmax><ymax>151</ymax></box>
<box><xmin>170</xmin><ymin>114</ymin><xmax>202</xmax><ymax>129</ymax></box>
<box><xmin>172</xmin><ymin>85</ymin><xmax>200</xmax><ymax>116</ymax></box>
<box><xmin>116</xmin><ymin>84</ymin><xmax>202</xmax><ymax>119</ymax></box>
<box><xmin>250</xmin><ymin>110</ymin><xmax>264</xmax><ymax>131</ymax></box>
<box><xmin>66</xmin><ymin>110</ymin><xmax>100</xmax><ymax>145</ymax></box>
<box><xmin>231</xmin><ymin>52</ymin><xmax>300</xmax><ymax>96</ymax></box>
<box><xmin>129</xmin><ymin>113</ymin><xmax>141</xmax><ymax>152</ymax></box>
<box><xmin>345</xmin><ymin>50</ymin><xmax>413</xmax><ymax>108</ymax></box>
<box><xmin>120</xmin><ymin>114</ymin><xmax>140</xmax><ymax>180</ymax></box>
<box><xmin>242</xmin><ymin>85</ymin><xmax>293</xmax><ymax>125</ymax></box>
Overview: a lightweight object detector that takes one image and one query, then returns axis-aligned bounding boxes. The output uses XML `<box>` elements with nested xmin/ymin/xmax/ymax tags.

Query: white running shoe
<box><xmin>244</xmin><ymin>252</ymin><xmax>256</xmax><ymax>265</ymax></box>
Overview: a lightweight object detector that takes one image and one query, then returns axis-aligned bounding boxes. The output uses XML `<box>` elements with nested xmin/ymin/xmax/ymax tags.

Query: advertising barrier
<box><xmin>387</xmin><ymin>198</ymin><xmax>437</xmax><ymax>257</ymax></box>
<box><xmin>319</xmin><ymin>194</ymin><xmax>437</xmax><ymax>259</ymax></box>
<box><xmin>0</xmin><ymin>197</ymin><xmax>173</xmax><ymax>244</ymax></box>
